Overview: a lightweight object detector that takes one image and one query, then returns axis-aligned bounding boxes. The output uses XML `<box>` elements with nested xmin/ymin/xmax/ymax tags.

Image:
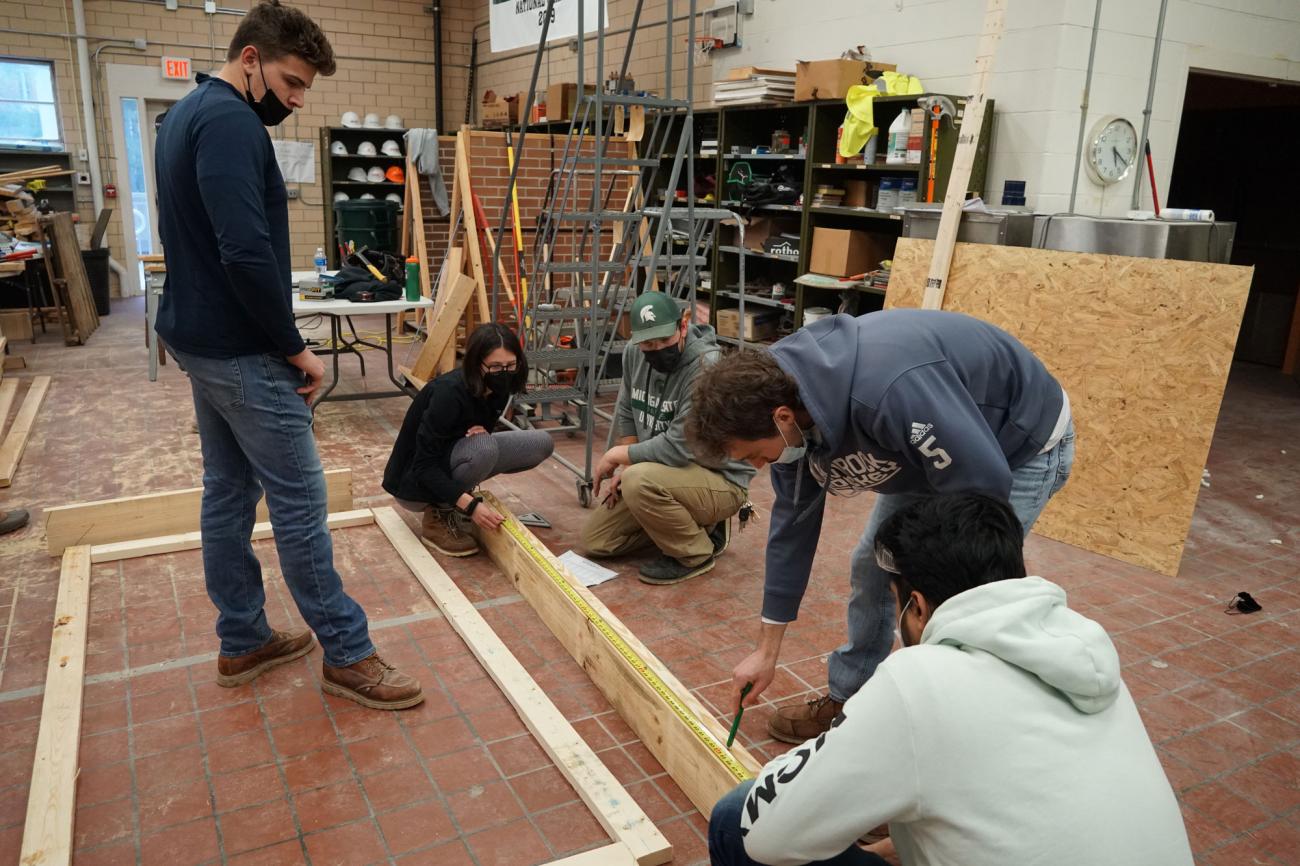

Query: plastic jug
<box><xmin>886</xmin><ymin>112</ymin><xmax>909</xmax><ymax>165</ymax></box>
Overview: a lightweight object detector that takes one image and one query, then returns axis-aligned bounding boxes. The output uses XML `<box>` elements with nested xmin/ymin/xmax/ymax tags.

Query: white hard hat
<box><xmin>359</xmin><ymin>192</ymin><xmax>376</xmax><ymax>200</ymax></box>
<box><xmin>366</xmin><ymin>166</ymin><xmax>385</xmax><ymax>183</ymax></box>
<box><xmin>356</xmin><ymin>140</ymin><xmax>378</xmax><ymax>157</ymax></box>
<box><xmin>363</xmin><ymin>112</ymin><xmax>382</xmax><ymax>129</ymax></box>
<box><xmin>346</xmin><ymin>166</ymin><xmax>367</xmax><ymax>182</ymax></box>
<box><xmin>340</xmin><ymin>111</ymin><xmax>360</xmax><ymax>128</ymax></box>
<box><xmin>333</xmin><ymin>191</ymin><xmax>350</xmax><ymax>202</ymax></box>
<box><xmin>384</xmin><ymin>114</ymin><xmax>404</xmax><ymax>130</ymax></box>
<box><xmin>380</xmin><ymin>139</ymin><xmax>402</xmax><ymax>156</ymax></box>
<box><xmin>330</xmin><ymin>141</ymin><xmax>348</xmax><ymax>156</ymax></box>
<box><xmin>385</xmin><ymin>192</ymin><xmax>403</xmax><ymax>208</ymax></box>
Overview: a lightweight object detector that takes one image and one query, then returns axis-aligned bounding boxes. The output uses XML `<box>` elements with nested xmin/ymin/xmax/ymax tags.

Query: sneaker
<box><xmin>421</xmin><ymin>505</ymin><xmax>479</xmax><ymax>557</ymax></box>
<box><xmin>216</xmin><ymin>628</ymin><xmax>316</xmax><ymax>687</ymax></box>
<box><xmin>767</xmin><ymin>693</ymin><xmax>844</xmax><ymax>744</ymax></box>
<box><xmin>709</xmin><ymin>519</ymin><xmax>730</xmax><ymax>556</ymax></box>
<box><xmin>637</xmin><ymin>554</ymin><xmax>715</xmax><ymax>585</ymax></box>
<box><xmin>322</xmin><ymin>653</ymin><xmax>424</xmax><ymax>710</ymax></box>
<box><xmin>0</xmin><ymin>509</ymin><xmax>30</xmax><ymax>537</ymax></box>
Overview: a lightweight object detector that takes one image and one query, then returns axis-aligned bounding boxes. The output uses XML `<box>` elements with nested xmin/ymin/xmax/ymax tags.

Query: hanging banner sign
<box><xmin>489</xmin><ymin>0</ymin><xmax>609</xmax><ymax>53</ymax></box>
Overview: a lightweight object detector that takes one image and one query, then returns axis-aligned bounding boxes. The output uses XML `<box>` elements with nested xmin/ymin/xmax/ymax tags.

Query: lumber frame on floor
<box><xmin>476</xmin><ymin>492</ymin><xmax>763</xmax><ymax>816</ymax></box>
<box><xmin>24</xmin><ymin>502</ymin><xmax>670</xmax><ymax>865</ymax></box>
<box><xmin>0</xmin><ymin>374</ymin><xmax>51</xmax><ymax>487</ymax></box>
<box><xmin>43</xmin><ymin>468</ymin><xmax>354</xmax><ymax>555</ymax></box>
<box><xmin>374</xmin><ymin>508</ymin><xmax>671</xmax><ymax>865</ymax></box>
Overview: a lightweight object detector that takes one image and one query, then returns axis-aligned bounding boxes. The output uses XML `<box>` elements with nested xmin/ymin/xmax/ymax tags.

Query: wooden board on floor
<box><xmin>89</xmin><ymin>509</ymin><xmax>376</xmax><ymax>563</ymax></box>
<box><xmin>43</xmin><ymin>468</ymin><xmax>354</xmax><ymax>555</ymax></box>
<box><xmin>374</xmin><ymin>508</ymin><xmax>672</xmax><ymax>865</ymax></box>
<box><xmin>0</xmin><ymin>379</ymin><xmax>17</xmax><ymax>431</ymax></box>
<box><xmin>547</xmin><ymin>843</ymin><xmax>639</xmax><ymax>865</ymax></box>
<box><xmin>886</xmin><ymin>239</ymin><xmax>1254</xmax><ymax>575</ymax></box>
<box><xmin>19</xmin><ymin>546</ymin><xmax>92</xmax><ymax>866</ymax></box>
<box><xmin>0</xmin><ymin>374</ymin><xmax>51</xmax><ymax>487</ymax></box>
<box><xmin>477</xmin><ymin>493</ymin><xmax>762</xmax><ymax>816</ymax></box>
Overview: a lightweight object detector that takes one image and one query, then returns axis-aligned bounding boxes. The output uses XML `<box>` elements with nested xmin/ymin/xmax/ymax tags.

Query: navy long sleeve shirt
<box><xmin>153</xmin><ymin>73</ymin><xmax>306</xmax><ymax>358</ymax></box>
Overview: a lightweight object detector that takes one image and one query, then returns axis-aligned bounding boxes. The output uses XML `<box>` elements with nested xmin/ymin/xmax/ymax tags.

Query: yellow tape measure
<box><xmin>502</xmin><ymin>518</ymin><xmax>752</xmax><ymax>782</ymax></box>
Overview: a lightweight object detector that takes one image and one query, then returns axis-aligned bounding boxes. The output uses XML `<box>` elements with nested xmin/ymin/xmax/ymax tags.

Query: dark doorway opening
<box><xmin>1168</xmin><ymin>70</ymin><xmax>1300</xmax><ymax>369</ymax></box>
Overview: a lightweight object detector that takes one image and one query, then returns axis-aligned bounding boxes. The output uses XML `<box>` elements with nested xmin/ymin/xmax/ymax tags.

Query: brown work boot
<box><xmin>216</xmin><ymin>628</ymin><xmax>316</xmax><ymax>687</ymax></box>
<box><xmin>421</xmin><ymin>506</ymin><xmax>479</xmax><ymax>557</ymax></box>
<box><xmin>322</xmin><ymin>653</ymin><xmax>424</xmax><ymax>710</ymax></box>
<box><xmin>767</xmin><ymin>693</ymin><xmax>844</xmax><ymax>744</ymax></box>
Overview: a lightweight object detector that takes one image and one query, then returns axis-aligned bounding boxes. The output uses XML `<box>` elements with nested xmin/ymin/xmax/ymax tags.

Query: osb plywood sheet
<box><xmin>885</xmin><ymin>239</ymin><xmax>1253</xmax><ymax>576</ymax></box>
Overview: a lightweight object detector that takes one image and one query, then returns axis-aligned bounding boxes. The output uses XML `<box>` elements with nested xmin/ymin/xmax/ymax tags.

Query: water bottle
<box><xmin>313</xmin><ymin>247</ymin><xmax>327</xmax><ymax>276</ymax></box>
<box><xmin>405</xmin><ymin>256</ymin><xmax>420</xmax><ymax>302</ymax></box>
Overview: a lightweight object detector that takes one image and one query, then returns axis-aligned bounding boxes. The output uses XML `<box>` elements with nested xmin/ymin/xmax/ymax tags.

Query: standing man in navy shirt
<box><xmin>155</xmin><ymin>0</ymin><xmax>421</xmax><ymax>709</ymax></box>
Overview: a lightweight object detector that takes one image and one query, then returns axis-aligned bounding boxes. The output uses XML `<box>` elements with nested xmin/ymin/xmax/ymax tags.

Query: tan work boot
<box><xmin>767</xmin><ymin>693</ymin><xmax>844</xmax><ymax>744</ymax></box>
<box><xmin>421</xmin><ymin>506</ymin><xmax>479</xmax><ymax>557</ymax></box>
<box><xmin>216</xmin><ymin>628</ymin><xmax>315</xmax><ymax>687</ymax></box>
<box><xmin>322</xmin><ymin>653</ymin><xmax>424</xmax><ymax>710</ymax></box>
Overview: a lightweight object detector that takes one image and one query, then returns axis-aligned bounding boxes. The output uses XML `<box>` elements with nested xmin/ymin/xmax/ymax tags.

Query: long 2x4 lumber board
<box><xmin>477</xmin><ymin>492</ymin><xmax>762</xmax><ymax>816</ymax></box>
<box><xmin>374</xmin><ymin>507</ymin><xmax>672</xmax><ymax>865</ymax></box>
<box><xmin>0</xmin><ymin>374</ymin><xmax>51</xmax><ymax>487</ymax></box>
<box><xmin>19</xmin><ymin>546</ymin><xmax>92</xmax><ymax>866</ymax></box>
<box><xmin>44</xmin><ymin>468</ymin><xmax>354</xmax><ymax>555</ymax></box>
<box><xmin>89</xmin><ymin>509</ymin><xmax>377</xmax><ymax>564</ymax></box>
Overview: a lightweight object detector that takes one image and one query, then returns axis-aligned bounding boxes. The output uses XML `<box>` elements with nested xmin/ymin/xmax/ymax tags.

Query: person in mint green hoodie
<box><xmin>708</xmin><ymin>494</ymin><xmax>1192</xmax><ymax>866</ymax></box>
<box><xmin>582</xmin><ymin>292</ymin><xmax>756</xmax><ymax>584</ymax></box>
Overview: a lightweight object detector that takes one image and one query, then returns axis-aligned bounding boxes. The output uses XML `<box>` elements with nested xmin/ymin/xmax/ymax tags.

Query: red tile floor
<box><xmin>0</xmin><ymin>299</ymin><xmax>1296</xmax><ymax>865</ymax></box>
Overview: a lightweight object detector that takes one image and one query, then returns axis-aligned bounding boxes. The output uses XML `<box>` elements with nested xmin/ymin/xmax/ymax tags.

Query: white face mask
<box><xmin>775</xmin><ymin>418</ymin><xmax>807</xmax><ymax>464</ymax></box>
<box><xmin>895</xmin><ymin>596</ymin><xmax>914</xmax><ymax>647</ymax></box>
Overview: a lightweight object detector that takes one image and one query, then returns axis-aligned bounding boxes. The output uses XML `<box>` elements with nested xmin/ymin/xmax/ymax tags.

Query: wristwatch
<box><xmin>459</xmin><ymin>495</ymin><xmax>483</xmax><ymax>517</ymax></box>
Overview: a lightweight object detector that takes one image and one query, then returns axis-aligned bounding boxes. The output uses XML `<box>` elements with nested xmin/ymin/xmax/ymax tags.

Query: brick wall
<box><xmin>0</xmin><ymin>0</ymin><xmax>445</xmax><ymax>295</ymax></box>
<box><xmin>420</xmin><ymin>130</ymin><xmax>636</xmax><ymax>309</ymax></box>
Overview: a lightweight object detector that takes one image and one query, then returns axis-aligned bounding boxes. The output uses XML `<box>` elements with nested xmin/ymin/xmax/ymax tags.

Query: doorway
<box><xmin>105</xmin><ymin>64</ymin><xmax>193</xmax><ymax>296</ymax></box>
<box><xmin>1167</xmin><ymin>71</ymin><xmax>1300</xmax><ymax>369</ymax></box>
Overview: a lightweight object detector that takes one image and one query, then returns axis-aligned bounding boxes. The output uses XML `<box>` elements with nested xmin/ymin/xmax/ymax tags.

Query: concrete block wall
<box><xmin>1</xmin><ymin>0</ymin><xmax>444</xmax><ymax>296</ymax></box>
<box><xmin>710</xmin><ymin>0</ymin><xmax>1300</xmax><ymax>216</ymax></box>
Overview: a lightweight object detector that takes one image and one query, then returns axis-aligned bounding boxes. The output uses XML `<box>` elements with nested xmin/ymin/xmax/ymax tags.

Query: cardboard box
<box><xmin>480</xmin><ymin>92</ymin><xmax>517</xmax><ymax>126</ymax></box>
<box><xmin>544</xmin><ymin>82</ymin><xmax>596</xmax><ymax>122</ymax></box>
<box><xmin>809</xmin><ymin>227</ymin><xmax>891</xmax><ymax>277</ymax></box>
<box><xmin>794</xmin><ymin>59</ymin><xmax>898</xmax><ymax>102</ymax></box>
<box><xmin>717</xmin><ymin>307</ymin><xmax>780</xmax><ymax>341</ymax></box>
<box><xmin>0</xmin><ymin>309</ymin><xmax>33</xmax><ymax>341</ymax></box>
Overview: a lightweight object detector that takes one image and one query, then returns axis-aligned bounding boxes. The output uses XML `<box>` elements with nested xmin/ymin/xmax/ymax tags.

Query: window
<box><xmin>0</xmin><ymin>58</ymin><xmax>62</xmax><ymax>149</ymax></box>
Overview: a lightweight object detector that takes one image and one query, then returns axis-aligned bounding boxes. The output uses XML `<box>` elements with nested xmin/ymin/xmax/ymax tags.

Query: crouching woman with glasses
<box><xmin>383</xmin><ymin>323</ymin><xmax>553</xmax><ymax>557</ymax></box>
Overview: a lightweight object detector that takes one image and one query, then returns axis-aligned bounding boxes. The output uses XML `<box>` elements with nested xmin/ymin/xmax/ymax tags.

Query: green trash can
<box><xmin>334</xmin><ymin>200</ymin><xmax>399</xmax><ymax>256</ymax></box>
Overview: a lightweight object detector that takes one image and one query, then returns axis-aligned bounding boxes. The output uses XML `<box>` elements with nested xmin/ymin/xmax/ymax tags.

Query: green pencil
<box><xmin>726</xmin><ymin>682</ymin><xmax>753</xmax><ymax>748</ymax></box>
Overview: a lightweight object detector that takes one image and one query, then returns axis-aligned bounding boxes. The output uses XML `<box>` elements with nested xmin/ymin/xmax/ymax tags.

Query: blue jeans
<box><xmin>709</xmin><ymin>781</ymin><xmax>889</xmax><ymax>866</ymax></box>
<box><xmin>175</xmin><ymin>349</ymin><xmax>375</xmax><ymax>668</ymax></box>
<box><xmin>827</xmin><ymin>424</ymin><xmax>1076</xmax><ymax>701</ymax></box>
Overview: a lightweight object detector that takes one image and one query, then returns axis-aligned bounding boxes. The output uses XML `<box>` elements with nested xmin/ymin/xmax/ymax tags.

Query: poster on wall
<box><xmin>490</xmin><ymin>0</ymin><xmax>610</xmax><ymax>53</ymax></box>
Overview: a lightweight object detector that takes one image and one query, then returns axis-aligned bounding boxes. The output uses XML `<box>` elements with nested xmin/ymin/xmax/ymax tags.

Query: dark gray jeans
<box><xmin>396</xmin><ymin>429</ymin><xmax>554</xmax><ymax>511</ymax></box>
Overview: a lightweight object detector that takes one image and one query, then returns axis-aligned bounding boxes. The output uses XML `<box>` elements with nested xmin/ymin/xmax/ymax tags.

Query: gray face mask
<box><xmin>775</xmin><ymin>419</ymin><xmax>806</xmax><ymax>464</ymax></box>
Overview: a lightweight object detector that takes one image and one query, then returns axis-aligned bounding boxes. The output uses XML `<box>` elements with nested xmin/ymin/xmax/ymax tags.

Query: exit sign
<box><xmin>161</xmin><ymin>56</ymin><xmax>191</xmax><ymax>80</ymax></box>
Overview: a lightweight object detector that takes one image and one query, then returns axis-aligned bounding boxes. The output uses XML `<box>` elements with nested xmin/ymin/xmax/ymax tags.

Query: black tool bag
<box><xmin>334</xmin><ymin>251</ymin><xmax>403</xmax><ymax>302</ymax></box>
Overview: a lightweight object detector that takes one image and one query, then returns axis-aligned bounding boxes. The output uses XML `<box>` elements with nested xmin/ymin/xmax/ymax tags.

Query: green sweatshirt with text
<box><xmin>613</xmin><ymin>323</ymin><xmax>756</xmax><ymax>491</ymax></box>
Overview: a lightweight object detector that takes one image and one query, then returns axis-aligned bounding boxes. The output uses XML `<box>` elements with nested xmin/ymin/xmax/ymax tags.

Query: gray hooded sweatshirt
<box><xmin>614</xmin><ymin>323</ymin><xmax>756</xmax><ymax>490</ymax></box>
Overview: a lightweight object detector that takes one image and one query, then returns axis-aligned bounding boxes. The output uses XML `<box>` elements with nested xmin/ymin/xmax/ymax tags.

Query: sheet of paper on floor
<box><xmin>558</xmin><ymin>550</ymin><xmax>620</xmax><ymax>587</ymax></box>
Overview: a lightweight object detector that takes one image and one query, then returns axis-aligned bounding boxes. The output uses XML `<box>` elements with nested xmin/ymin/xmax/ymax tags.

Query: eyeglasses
<box><xmin>482</xmin><ymin>362</ymin><xmax>518</xmax><ymax>374</ymax></box>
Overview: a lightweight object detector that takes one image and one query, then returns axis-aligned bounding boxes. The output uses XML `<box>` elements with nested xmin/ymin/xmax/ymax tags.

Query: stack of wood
<box><xmin>37</xmin><ymin>213</ymin><xmax>100</xmax><ymax>346</ymax></box>
<box><xmin>0</xmin><ymin>165</ymin><xmax>75</xmax><ymax>238</ymax></box>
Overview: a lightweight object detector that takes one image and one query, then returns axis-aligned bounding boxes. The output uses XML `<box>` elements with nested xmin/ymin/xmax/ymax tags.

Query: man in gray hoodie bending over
<box><xmin>582</xmin><ymin>292</ymin><xmax>756</xmax><ymax>585</ymax></box>
<box><xmin>689</xmin><ymin>310</ymin><xmax>1075</xmax><ymax>744</ymax></box>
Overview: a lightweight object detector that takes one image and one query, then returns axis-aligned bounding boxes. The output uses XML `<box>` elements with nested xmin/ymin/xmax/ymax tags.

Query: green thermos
<box><xmin>404</xmin><ymin>256</ymin><xmax>420</xmax><ymax>301</ymax></box>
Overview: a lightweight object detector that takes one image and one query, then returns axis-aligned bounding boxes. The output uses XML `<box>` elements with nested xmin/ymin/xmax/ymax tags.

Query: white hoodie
<box><xmin>740</xmin><ymin>577</ymin><xmax>1193</xmax><ymax>866</ymax></box>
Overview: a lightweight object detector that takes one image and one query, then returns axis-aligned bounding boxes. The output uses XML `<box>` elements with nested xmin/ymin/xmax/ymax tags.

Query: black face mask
<box><xmin>643</xmin><ymin>341</ymin><xmax>682</xmax><ymax>374</ymax></box>
<box><xmin>244</xmin><ymin>58</ymin><xmax>292</xmax><ymax>127</ymax></box>
<box><xmin>484</xmin><ymin>371</ymin><xmax>514</xmax><ymax>395</ymax></box>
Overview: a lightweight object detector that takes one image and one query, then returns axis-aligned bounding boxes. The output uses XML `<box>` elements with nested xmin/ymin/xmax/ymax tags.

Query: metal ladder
<box><xmin>492</xmin><ymin>0</ymin><xmax>733</xmax><ymax>506</ymax></box>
